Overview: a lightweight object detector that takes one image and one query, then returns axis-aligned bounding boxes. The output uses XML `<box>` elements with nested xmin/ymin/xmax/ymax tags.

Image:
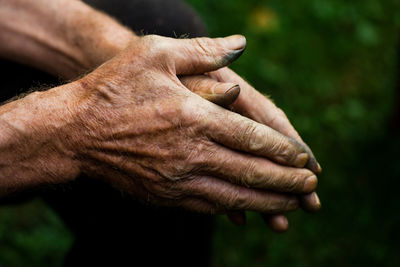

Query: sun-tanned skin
<box><xmin>0</xmin><ymin>0</ymin><xmax>321</xmax><ymax>232</ymax></box>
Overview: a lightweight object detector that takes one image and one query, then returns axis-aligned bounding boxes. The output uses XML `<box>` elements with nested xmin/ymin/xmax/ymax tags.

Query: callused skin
<box><xmin>57</xmin><ymin>35</ymin><xmax>317</xmax><ymax>213</ymax></box>
<box><xmin>0</xmin><ymin>0</ymin><xmax>321</xmax><ymax>230</ymax></box>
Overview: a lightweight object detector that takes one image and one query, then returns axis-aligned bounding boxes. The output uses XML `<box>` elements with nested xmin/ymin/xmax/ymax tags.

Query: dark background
<box><xmin>1</xmin><ymin>0</ymin><xmax>400</xmax><ymax>266</ymax></box>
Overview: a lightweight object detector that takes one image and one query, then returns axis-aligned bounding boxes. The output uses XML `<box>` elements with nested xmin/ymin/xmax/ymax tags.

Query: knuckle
<box><xmin>193</xmin><ymin>37</ymin><xmax>215</xmax><ymax>58</ymax></box>
<box><xmin>286</xmin><ymin>173</ymin><xmax>302</xmax><ymax>192</ymax></box>
<box><xmin>143</xmin><ymin>179</ymin><xmax>185</xmax><ymax>200</ymax></box>
<box><xmin>187</xmin><ymin>140</ymin><xmax>216</xmax><ymax>168</ymax></box>
<box><xmin>141</xmin><ymin>35</ymin><xmax>170</xmax><ymax>62</ymax></box>
<box><xmin>161</xmin><ymin>162</ymin><xmax>194</xmax><ymax>182</ymax></box>
<box><xmin>180</xmin><ymin>97</ymin><xmax>209</xmax><ymax>125</ymax></box>
<box><xmin>230</xmin><ymin>188</ymin><xmax>249</xmax><ymax>210</ymax></box>
<box><xmin>287</xmin><ymin>169</ymin><xmax>312</xmax><ymax>191</ymax></box>
<box><xmin>271</xmin><ymin>138</ymin><xmax>299</xmax><ymax>165</ymax></box>
<box><xmin>245</xmin><ymin>124</ymin><xmax>265</xmax><ymax>152</ymax></box>
<box><xmin>269</xmin><ymin>137</ymin><xmax>289</xmax><ymax>159</ymax></box>
<box><xmin>241</xmin><ymin>160</ymin><xmax>260</xmax><ymax>187</ymax></box>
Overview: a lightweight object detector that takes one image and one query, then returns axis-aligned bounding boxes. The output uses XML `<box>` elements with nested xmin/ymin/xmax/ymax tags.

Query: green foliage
<box><xmin>185</xmin><ymin>0</ymin><xmax>400</xmax><ymax>266</ymax></box>
<box><xmin>0</xmin><ymin>199</ymin><xmax>72</xmax><ymax>267</ymax></box>
<box><xmin>1</xmin><ymin>0</ymin><xmax>400</xmax><ymax>266</ymax></box>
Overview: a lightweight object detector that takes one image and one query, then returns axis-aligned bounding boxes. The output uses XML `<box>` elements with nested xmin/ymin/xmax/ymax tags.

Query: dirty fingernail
<box><xmin>294</xmin><ymin>153</ymin><xmax>309</xmax><ymax>168</ymax></box>
<box><xmin>317</xmin><ymin>163</ymin><xmax>322</xmax><ymax>173</ymax></box>
<box><xmin>224</xmin><ymin>85</ymin><xmax>240</xmax><ymax>102</ymax></box>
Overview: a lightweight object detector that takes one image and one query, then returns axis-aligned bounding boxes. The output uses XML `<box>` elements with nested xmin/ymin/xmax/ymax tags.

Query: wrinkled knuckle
<box><xmin>143</xmin><ymin>180</ymin><xmax>185</xmax><ymax>200</ymax></box>
<box><xmin>158</xmin><ymin>163</ymin><xmax>192</xmax><ymax>183</ymax></box>
<box><xmin>230</xmin><ymin>188</ymin><xmax>248</xmax><ymax>210</ymax></box>
<box><xmin>181</xmin><ymin>98</ymin><xmax>210</xmax><ymax>126</ymax></box>
<box><xmin>193</xmin><ymin>37</ymin><xmax>215</xmax><ymax>58</ymax></box>
<box><xmin>286</xmin><ymin>173</ymin><xmax>302</xmax><ymax>192</ymax></box>
<box><xmin>142</xmin><ymin>34</ymin><xmax>162</xmax><ymax>48</ymax></box>
<box><xmin>245</xmin><ymin>124</ymin><xmax>265</xmax><ymax>152</ymax></box>
<box><xmin>141</xmin><ymin>35</ymin><xmax>170</xmax><ymax>61</ymax></box>
<box><xmin>187</xmin><ymin>140</ymin><xmax>215</xmax><ymax>167</ymax></box>
<box><xmin>270</xmin><ymin>137</ymin><xmax>292</xmax><ymax>163</ymax></box>
<box><xmin>182</xmin><ymin>77</ymin><xmax>201</xmax><ymax>91</ymax></box>
<box><xmin>241</xmin><ymin>161</ymin><xmax>258</xmax><ymax>187</ymax></box>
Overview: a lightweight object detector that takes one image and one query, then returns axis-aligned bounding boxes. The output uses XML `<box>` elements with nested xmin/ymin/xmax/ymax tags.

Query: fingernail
<box><xmin>317</xmin><ymin>163</ymin><xmax>322</xmax><ymax>173</ymax></box>
<box><xmin>224</xmin><ymin>48</ymin><xmax>246</xmax><ymax>64</ymax></box>
<box><xmin>224</xmin><ymin>85</ymin><xmax>240</xmax><ymax>102</ymax></box>
<box><xmin>224</xmin><ymin>35</ymin><xmax>247</xmax><ymax>50</ymax></box>
<box><xmin>305</xmin><ymin>157</ymin><xmax>321</xmax><ymax>174</ymax></box>
<box><xmin>222</xmin><ymin>35</ymin><xmax>246</xmax><ymax>64</ymax></box>
<box><xmin>303</xmin><ymin>175</ymin><xmax>318</xmax><ymax>193</ymax></box>
<box><xmin>294</xmin><ymin>153</ymin><xmax>309</xmax><ymax>168</ymax></box>
<box><xmin>299</xmin><ymin>192</ymin><xmax>321</xmax><ymax>213</ymax></box>
<box><xmin>278</xmin><ymin>216</ymin><xmax>289</xmax><ymax>230</ymax></box>
<box><xmin>313</xmin><ymin>192</ymin><xmax>321</xmax><ymax>209</ymax></box>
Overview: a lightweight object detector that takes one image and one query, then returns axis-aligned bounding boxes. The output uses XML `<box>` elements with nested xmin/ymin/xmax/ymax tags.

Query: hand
<box><xmin>68</xmin><ymin>35</ymin><xmax>317</xmax><ymax>214</ymax></box>
<box><xmin>182</xmin><ymin>69</ymin><xmax>322</xmax><ymax>231</ymax></box>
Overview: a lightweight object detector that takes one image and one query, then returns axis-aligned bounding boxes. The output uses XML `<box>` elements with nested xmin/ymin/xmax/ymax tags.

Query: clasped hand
<box><xmin>66</xmin><ymin>34</ymin><xmax>320</xmax><ymax>230</ymax></box>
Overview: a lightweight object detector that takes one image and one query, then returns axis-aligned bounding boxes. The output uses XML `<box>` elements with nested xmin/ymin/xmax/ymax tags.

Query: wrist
<box><xmin>0</xmin><ymin>0</ymin><xmax>136</xmax><ymax>79</ymax></box>
<box><xmin>0</xmin><ymin>83</ymin><xmax>84</xmax><ymax>194</ymax></box>
<box><xmin>69</xmin><ymin>1</ymin><xmax>136</xmax><ymax>73</ymax></box>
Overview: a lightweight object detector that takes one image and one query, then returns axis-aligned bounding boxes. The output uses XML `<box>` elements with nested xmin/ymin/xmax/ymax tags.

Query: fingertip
<box><xmin>317</xmin><ymin>163</ymin><xmax>322</xmax><ymax>173</ymax></box>
<box><xmin>224</xmin><ymin>35</ymin><xmax>247</xmax><ymax>50</ymax></box>
<box><xmin>222</xmin><ymin>35</ymin><xmax>247</xmax><ymax>65</ymax></box>
<box><xmin>300</xmin><ymin>192</ymin><xmax>321</xmax><ymax>213</ymax></box>
<box><xmin>223</xmin><ymin>85</ymin><xmax>240</xmax><ymax>105</ymax></box>
<box><xmin>264</xmin><ymin>214</ymin><xmax>289</xmax><ymax>233</ymax></box>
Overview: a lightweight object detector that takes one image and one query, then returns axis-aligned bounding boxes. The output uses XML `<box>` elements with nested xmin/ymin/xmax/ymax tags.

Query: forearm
<box><xmin>0</xmin><ymin>0</ymin><xmax>135</xmax><ymax>79</ymax></box>
<box><xmin>0</xmin><ymin>82</ymin><xmax>82</xmax><ymax>196</ymax></box>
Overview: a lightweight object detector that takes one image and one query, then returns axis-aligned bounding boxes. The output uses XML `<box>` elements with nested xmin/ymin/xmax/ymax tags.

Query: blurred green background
<box><xmin>1</xmin><ymin>0</ymin><xmax>400</xmax><ymax>266</ymax></box>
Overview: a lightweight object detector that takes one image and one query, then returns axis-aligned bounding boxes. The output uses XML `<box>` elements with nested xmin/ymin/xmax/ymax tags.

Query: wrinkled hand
<box><xmin>69</xmin><ymin>35</ymin><xmax>318</xmax><ymax>214</ymax></box>
<box><xmin>182</xmin><ymin>68</ymin><xmax>322</xmax><ymax>231</ymax></box>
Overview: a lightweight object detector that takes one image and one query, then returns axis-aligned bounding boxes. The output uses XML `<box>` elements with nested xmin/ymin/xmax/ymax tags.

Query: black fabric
<box><xmin>0</xmin><ymin>1</ymin><xmax>213</xmax><ymax>266</ymax></box>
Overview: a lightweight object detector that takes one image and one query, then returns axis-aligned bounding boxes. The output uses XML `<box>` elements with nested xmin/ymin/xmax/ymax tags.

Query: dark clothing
<box><xmin>0</xmin><ymin>1</ymin><xmax>213</xmax><ymax>266</ymax></box>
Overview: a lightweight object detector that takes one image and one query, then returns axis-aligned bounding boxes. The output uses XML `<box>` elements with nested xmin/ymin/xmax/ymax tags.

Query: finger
<box><xmin>201</xmin><ymin>144</ymin><xmax>317</xmax><ymax>194</ymax></box>
<box><xmin>208</xmin><ymin>68</ymin><xmax>322</xmax><ymax>212</ymax></box>
<box><xmin>183</xmin><ymin>176</ymin><xmax>299</xmax><ymax>214</ymax></box>
<box><xmin>204</xmin><ymin>108</ymin><xmax>310</xmax><ymax>168</ymax></box>
<box><xmin>227</xmin><ymin>211</ymin><xmax>247</xmax><ymax>226</ymax></box>
<box><xmin>209</xmin><ymin>68</ymin><xmax>322</xmax><ymax>174</ymax></box>
<box><xmin>178</xmin><ymin>197</ymin><xmax>223</xmax><ymax>214</ymax></box>
<box><xmin>164</xmin><ymin>35</ymin><xmax>246</xmax><ymax>75</ymax></box>
<box><xmin>180</xmin><ymin>75</ymin><xmax>240</xmax><ymax>108</ymax></box>
<box><xmin>262</xmin><ymin>214</ymin><xmax>289</xmax><ymax>233</ymax></box>
<box><xmin>299</xmin><ymin>192</ymin><xmax>321</xmax><ymax>212</ymax></box>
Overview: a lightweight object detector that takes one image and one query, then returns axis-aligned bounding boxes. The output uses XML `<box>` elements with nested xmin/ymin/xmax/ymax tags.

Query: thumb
<box><xmin>169</xmin><ymin>35</ymin><xmax>246</xmax><ymax>75</ymax></box>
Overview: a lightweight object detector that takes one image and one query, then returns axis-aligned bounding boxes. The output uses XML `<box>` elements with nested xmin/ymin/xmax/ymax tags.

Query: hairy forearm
<box><xmin>0</xmin><ymin>83</ymin><xmax>82</xmax><ymax>196</ymax></box>
<box><xmin>0</xmin><ymin>0</ymin><xmax>134</xmax><ymax>79</ymax></box>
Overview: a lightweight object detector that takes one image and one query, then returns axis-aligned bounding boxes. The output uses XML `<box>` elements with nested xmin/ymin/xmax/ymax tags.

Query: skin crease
<box><xmin>0</xmin><ymin>0</ymin><xmax>321</xmax><ymax>231</ymax></box>
<box><xmin>68</xmin><ymin>35</ymin><xmax>317</xmax><ymax>214</ymax></box>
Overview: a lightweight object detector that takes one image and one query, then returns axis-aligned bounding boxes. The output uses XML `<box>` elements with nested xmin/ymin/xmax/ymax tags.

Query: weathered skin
<box><xmin>69</xmin><ymin>35</ymin><xmax>317</xmax><ymax>213</ymax></box>
<box><xmin>181</xmin><ymin>73</ymin><xmax>321</xmax><ymax>230</ymax></box>
<box><xmin>0</xmin><ymin>0</ymin><xmax>321</xmax><ymax>231</ymax></box>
